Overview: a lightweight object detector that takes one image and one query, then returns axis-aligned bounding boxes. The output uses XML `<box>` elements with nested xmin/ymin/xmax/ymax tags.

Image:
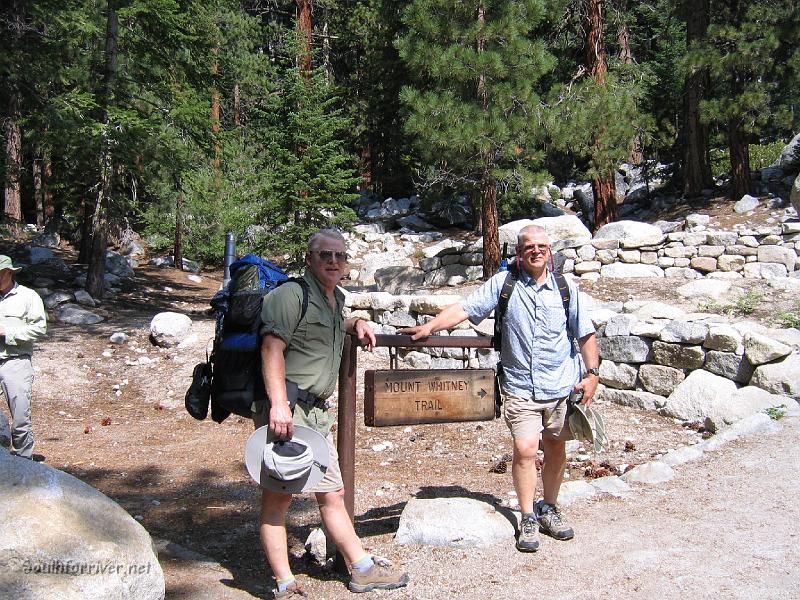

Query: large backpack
<box><xmin>187</xmin><ymin>254</ymin><xmax>309</xmax><ymax>424</ymax></box>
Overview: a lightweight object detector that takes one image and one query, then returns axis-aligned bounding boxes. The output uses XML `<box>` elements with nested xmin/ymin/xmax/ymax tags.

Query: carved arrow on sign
<box><xmin>478</xmin><ymin>388</ymin><xmax>487</xmax><ymax>398</ymax></box>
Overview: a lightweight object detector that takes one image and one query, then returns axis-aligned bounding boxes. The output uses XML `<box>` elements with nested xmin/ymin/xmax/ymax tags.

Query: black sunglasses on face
<box><xmin>310</xmin><ymin>250</ymin><xmax>348</xmax><ymax>262</ymax></box>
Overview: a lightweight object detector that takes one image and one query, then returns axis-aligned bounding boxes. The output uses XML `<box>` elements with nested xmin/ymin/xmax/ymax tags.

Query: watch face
<box><xmin>588</xmin><ymin>368</ymin><xmax>599</xmax><ymax>376</ymax></box>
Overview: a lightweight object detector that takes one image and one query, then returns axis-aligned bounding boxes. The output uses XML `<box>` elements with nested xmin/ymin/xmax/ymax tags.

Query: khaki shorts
<box><xmin>502</xmin><ymin>391</ymin><xmax>573</xmax><ymax>441</ymax></box>
<box><xmin>253</xmin><ymin>399</ymin><xmax>343</xmax><ymax>493</ymax></box>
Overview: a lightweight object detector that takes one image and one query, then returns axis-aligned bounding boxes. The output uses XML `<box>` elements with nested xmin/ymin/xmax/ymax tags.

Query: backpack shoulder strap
<box><xmin>493</xmin><ymin>269</ymin><xmax>518</xmax><ymax>351</ymax></box>
<box><xmin>553</xmin><ymin>272</ymin><xmax>571</xmax><ymax>335</ymax></box>
<box><xmin>277</xmin><ymin>277</ymin><xmax>310</xmax><ymax>324</ymax></box>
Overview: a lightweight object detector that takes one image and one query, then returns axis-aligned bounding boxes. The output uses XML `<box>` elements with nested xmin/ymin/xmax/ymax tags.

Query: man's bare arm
<box><xmin>399</xmin><ymin>303</ymin><xmax>470</xmax><ymax>340</ymax></box>
<box><xmin>574</xmin><ymin>332</ymin><xmax>600</xmax><ymax>405</ymax></box>
<box><xmin>260</xmin><ymin>334</ymin><xmax>294</xmax><ymax>439</ymax></box>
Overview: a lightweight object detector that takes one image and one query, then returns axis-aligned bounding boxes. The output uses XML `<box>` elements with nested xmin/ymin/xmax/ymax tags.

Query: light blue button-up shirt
<box><xmin>461</xmin><ymin>269</ymin><xmax>595</xmax><ymax>401</ymax></box>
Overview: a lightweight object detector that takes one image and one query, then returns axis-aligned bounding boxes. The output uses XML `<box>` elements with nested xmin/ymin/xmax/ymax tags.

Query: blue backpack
<box><xmin>203</xmin><ymin>254</ymin><xmax>308</xmax><ymax>423</ymax></box>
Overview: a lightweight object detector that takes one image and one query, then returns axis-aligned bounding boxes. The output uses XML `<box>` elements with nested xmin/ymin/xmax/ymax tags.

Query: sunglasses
<box><xmin>522</xmin><ymin>244</ymin><xmax>550</xmax><ymax>254</ymax></box>
<box><xmin>310</xmin><ymin>250</ymin><xmax>348</xmax><ymax>262</ymax></box>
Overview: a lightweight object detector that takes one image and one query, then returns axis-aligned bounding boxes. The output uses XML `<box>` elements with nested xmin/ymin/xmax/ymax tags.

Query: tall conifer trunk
<box><xmin>728</xmin><ymin>112</ymin><xmax>751</xmax><ymax>200</ymax></box>
<box><xmin>584</xmin><ymin>0</ymin><xmax>617</xmax><ymax>230</ymax></box>
<box><xmin>681</xmin><ymin>0</ymin><xmax>713</xmax><ymax>197</ymax></box>
<box><xmin>615</xmin><ymin>0</ymin><xmax>643</xmax><ymax>165</ymax></box>
<box><xmin>4</xmin><ymin>0</ymin><xmax>24</xmax><ymax>229</ymax></box>
<box><xmin>87</xmin><ymin>1</ymin><xmax>119</xmax><ymax>299</ymax></box>
<box><xmin>726</xmin><ymin>0</ymin><xmax>751</xmax><ymax>201</ymax></box>
<box><xmin>297</xmin><ymin>0</ymin><xmax>312</xmax><ymax>75</ymax></box>
<box><xmin>477</xmin><ymin>2</ymin><xmax>499</xmax><ymax>276</ymax></box>
<box><xmin>174</xmin><ymin>177</ymin><xmax>184</xmax><ymax>272</ymax></box>
<box><xmin>33</xmin><ymin>157</ymin><xmax>44</xmax><ymax>227</ymax></box>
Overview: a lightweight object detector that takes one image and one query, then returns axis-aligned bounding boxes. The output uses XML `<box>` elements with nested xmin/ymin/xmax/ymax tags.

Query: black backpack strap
<box><xmin>277</xmin><ymin>277</ymin><xmax>310</xmax><ymax>325</ymax></box>
<box><xmin>289</xmin><ymin>277</ymin><xmax>309</xmax><ymax>322</ymax></box>
<box><xmin>553</xmin><ymin>272</ymin><xmax>572</xmax><ymax>337</ymax></box>
<box><xmin>493</xmin><ymin>270</ymin><xmax>517</xmax><ymax>351</ymax></box>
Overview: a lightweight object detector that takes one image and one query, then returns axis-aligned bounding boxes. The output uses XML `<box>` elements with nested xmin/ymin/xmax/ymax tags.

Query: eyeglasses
<box><xmin>522</xmin><ymin>244</ymin><xmax>550</xmax><ymax>254</ymax></box>
<box><xmin>310</xmin><ymin>250</ymin><xmax>348</xmax><ymax>262</ymax></box>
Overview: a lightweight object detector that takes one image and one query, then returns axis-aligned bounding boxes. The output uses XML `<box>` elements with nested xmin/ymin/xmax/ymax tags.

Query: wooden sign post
<box><xmin>364</xmin><ymin>368</ymin><xmax>495</xmax><ymax>426</ymax></box>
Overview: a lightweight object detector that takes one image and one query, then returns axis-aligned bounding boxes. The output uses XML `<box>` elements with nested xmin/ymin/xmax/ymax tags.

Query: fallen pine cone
<box><xmin>489</xmin><ymin>459</ymin><xmax>507</xmax><ymax>474</ymax></box>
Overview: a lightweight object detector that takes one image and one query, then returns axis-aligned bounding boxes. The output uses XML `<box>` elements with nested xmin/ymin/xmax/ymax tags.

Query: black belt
<box><xmin>296</xmin><ymin>388</ymin><xmax>326</xmax><ymax>407</ymax></box>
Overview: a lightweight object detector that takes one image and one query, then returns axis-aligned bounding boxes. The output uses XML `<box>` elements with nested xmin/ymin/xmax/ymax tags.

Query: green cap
<box><xmin>0</xmin><ymin>255</ymin><xmax>21</xmax><ymax>272</ymax></box>
<box><xmin>568</xmin><ymin>401</ymin><xmax>607</xmax><ymax>453</ymax></box>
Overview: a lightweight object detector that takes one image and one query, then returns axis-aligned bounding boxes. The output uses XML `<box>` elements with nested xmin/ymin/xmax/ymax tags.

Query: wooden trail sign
<box><xmin>364</xmin><ymin>369</ymin><xmax>495</xmax><ymax>426</ymax></box>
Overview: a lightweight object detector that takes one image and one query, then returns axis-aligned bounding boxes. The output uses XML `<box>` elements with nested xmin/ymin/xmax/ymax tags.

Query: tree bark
<box><xmin>233</xmin><ymin>83</ymin><xmax>241</xmax><ymax>127</ymax></box>
<box><xmin>4</xmin><ymin>0</ymin><xmax>24</xmax><ymax>228</ymax></box>
<box><xmin>584</xmin><ymin>0</ymin><xmax>617</xmax><ymax>230</ymax></box>
<box><xmin>43</xmin><ymin>147</ymin><xmax>53</xmax><ymax>221</ymax></box>
<box><xmin>476</xmin><ymin>2</ymin><xmax>499</xmax><ymax>276</ymax></box>
<box><xmin>615</xmin><ymin>0</ymin><xmax>643</xmax><ymax>165</ymax></box>
<box><xmin>726</xmin><ymin>0</ymin><xmax>750</xmax><ymax>201</ymax></box>
<box><xmin>86</xmin><ymin>2</ymin><xmax>119</xmax><ymax>299</ymax></box>
<box><xmin>297</xmin><ymin>0</ymin><xmax>312</xmax><ymax>76</ymax></box>
<box><xmin>174</xmin><ymin>179</ymin><xmax>184</xmax><ymax>272</ymax></box>
<box><xmin>4</xmin><ymin>94</ymin><xmax>23</xmax><ymax>226</ymax></box>
<box><xmin>33</xmin><ymin>158</ymin><xmax>44</xmax><ymax>227</ymax></box>
<box><xmin>681</xmin><ymin>0</ymin><xmax>713</xmax><ymax>197</ymax></box>
<box><xmin>211</xmin><ymin>47</ymin><xmax>221</xmax><ymax>170</ymax></box>
<box><xmin>728</xmin><ymin>113</ymin><xmax>751</xmax><ymax>201</ymax></box>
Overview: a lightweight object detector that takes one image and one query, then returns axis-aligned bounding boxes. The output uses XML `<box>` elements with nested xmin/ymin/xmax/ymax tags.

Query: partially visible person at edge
<box><xmin>0</xmin><ymin>255</ymin><xmax>47</xmax><ymax>459</ymax></box>
<box><xmin>255</xmin><ymin>229</ymin><xmax>410</xmax><ymax>598</ymax></box>
<box><xmin>401</xmin><ymin>224</ymin><xmax>599</xmax><ymax>553</ymax></box>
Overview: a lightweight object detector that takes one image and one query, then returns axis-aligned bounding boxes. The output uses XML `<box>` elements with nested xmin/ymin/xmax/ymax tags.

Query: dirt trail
<box><xmin>393</xmin><ymin>415</ymin><xmax>800</xmax><ymax>600</ymax></box>
<box><xmin>19</xmin><ymin>260</ymin><xmax>800</xmax><ymax>600</ymax></box>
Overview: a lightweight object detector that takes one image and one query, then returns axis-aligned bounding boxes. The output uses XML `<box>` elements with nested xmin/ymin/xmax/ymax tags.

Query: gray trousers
<box><xmin>0</xmin><ymin>356</ymin><xmax>34</xmax><ymax>458</ymax></box>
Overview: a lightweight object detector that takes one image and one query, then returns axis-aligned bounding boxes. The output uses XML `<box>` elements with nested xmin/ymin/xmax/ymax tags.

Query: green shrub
<box><xmin>776</xmin><ymin>302</ymin><xmax>800</xmax><ymax>329</ymax></box>
<box><xmin>698</xmin><ymin>291</ymin><xmax>763</xmax><ymax>317</ymax></box>
<box><xmin>709</xmin><ymin>140</ymin><xmax>786</xmax><ymax>177</ymax></box>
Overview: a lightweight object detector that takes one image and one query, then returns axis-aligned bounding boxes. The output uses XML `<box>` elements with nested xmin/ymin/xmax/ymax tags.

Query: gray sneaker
<box><xmin>535</xmin><ymin>501</ymin><xmax>574</xmax><ymax>540</ymax></box>
<box><xmin>515</xmin><ymin>516</ymin><xmax>540</xmax><ymax>552</ymax></box>
<box><xmin>349</xmin><ymin>555</ymin><xmax>410</xmax><ymax>593</ymax></box>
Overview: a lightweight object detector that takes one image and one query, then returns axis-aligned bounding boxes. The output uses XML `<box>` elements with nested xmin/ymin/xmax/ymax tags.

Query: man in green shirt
<box><xmin>0</xmin><ymin>255</ymin><xmax>47</xmax><ymax>459</ymax></box>
<box><xmin>254</xmin><ymin>229</ymin><xmax>409</xmax><ymax>598</ymax></box>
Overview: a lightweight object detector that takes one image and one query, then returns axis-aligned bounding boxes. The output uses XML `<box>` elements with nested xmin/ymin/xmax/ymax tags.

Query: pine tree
<box><xmin>397</xmin><ymin>0</ymin><xmax>554</xmax><ymax>276</ymax></box>
<box><xmin>692</xmin><ymin>0</ymin><xmax>799</xmax><ymax>200</ymax></box>
<box><xmin>544</xmin><ymin>0</ymin><xmax>648</xmax><ymax>230</ymax></box>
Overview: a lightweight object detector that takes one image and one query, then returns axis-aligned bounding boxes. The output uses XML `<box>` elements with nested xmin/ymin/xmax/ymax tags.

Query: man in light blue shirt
<box><xmin>403</xmin><ymin>225</ymin><xmax>599</xmax><ymax>553</ymax></box>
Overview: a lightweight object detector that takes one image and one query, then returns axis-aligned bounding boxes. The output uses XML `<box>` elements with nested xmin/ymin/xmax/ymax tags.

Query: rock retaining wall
<box><xmin>410</xmin><ymin>221</ymin><xmax>800</xmax><ymax>289</ymax></box>
<box><xmin>344</xmin><ymin>291</ymin><xmax>800</xmax><ymax>426</ymax></box>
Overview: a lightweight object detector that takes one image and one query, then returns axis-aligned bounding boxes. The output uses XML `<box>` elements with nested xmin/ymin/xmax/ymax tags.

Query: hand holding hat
<box><xmin>568</xmin><ymin>391</ymin><xmax>607</xmax><ymax>453</ymax></box>
<box><xmin>245</xmin><ymin>425</ymin><xmax>329</xmax><ymax>493</ymax></box>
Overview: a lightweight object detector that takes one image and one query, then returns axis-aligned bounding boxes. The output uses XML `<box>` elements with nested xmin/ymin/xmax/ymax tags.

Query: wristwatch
<box><xmin>586</xmin><ymin>367</ymin><xmax>600</xmax><ymax>377</ymax></box>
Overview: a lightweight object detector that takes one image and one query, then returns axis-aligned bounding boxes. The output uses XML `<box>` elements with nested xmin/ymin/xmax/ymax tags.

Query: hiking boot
<box><xmin>348</xmin><ymin>555</ymin><xmax>410</xmax><ymax>593</ymax></box>
<box><xmin>274</xmin><ymin>581</ymin><xmax>307</xmax><ymax>599</ymax></box>
<box><xmin>515</xmin><ymin>516</ymin><xmax>540</xmax><ymax>552</ymax></box>
<box><xmin>535</xmin><ymin>501</ymin><xmax>574</xmax><ymax>540</ymax></box>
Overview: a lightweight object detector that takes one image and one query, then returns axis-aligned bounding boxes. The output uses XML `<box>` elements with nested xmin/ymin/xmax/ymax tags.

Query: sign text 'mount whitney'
<box><xmin>364</xmin><ymin>369</ymin><xmax>495</xmax><ymax>427</ymax></box>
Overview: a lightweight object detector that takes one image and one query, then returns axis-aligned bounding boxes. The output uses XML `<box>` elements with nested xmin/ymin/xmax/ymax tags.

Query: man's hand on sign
<box><xmin>354</xmin><ymin>318</ymin><xmax>376</xmax><ymax>351</ymax></box>
<box><xmin>398</xmin><ymin>323</ymin><xmax>433</xmax><ymax>341</ymax></box>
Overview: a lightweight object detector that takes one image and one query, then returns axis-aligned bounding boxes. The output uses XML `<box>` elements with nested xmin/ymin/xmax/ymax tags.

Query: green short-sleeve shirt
<box><xmin>259</xmin><ymin>270</ymin><xmax>346</xmax><ymax>400</ymax></box>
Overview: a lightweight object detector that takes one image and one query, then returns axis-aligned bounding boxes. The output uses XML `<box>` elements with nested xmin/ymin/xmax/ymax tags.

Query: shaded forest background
<box><xmin>1</xmin><ymin>0</ymin><xmax>798</xmax><ymax>297</ymax></box>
